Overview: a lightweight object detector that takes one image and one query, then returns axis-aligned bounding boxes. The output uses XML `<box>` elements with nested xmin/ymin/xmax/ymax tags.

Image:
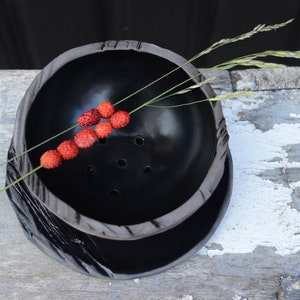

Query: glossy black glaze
<box><xmin>6</xmin><ymin>145</ymin><xmax>232</xmax><ymax>278</ymax></box>
<box><xmin>25</xmin><ymin>50</ymin><xmax>216</xmax><ymax>225</ymax></box>
<box><xmin>6</xmin><ymin>41</ymin><xmax>231</xmax><ymax>278</ymax></box>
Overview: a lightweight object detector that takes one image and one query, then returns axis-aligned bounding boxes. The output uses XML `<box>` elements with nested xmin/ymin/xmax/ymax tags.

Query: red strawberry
<box><xmin>95</xmin><ymin>121</ymin><xmax>113</xmax><ymax>138</ymax></box>
<box><xmin>74</xmin><ymin>128</ymin><xmax>97</xmax><ymax>149</ymax></box>
<box><xmin>110</xmin><ymin>110</ymin><xmax>130</xmax><ymax>129</ymax></box>
<box><xmin>97</xmin><ymin>101</ymin><xmax>115</xmax><ymax>119</ymax></box>
<box><xmin>77</xmin><ymin>108</ymin><xmax>101</xmax><ymax>126</ymax></box>
<box><xmin>40</xmin><ymin>150</ymin><xmax>62</xmax><ymax>169</ymax></box>
<box><xmin>57</xmin><ymin>140</ymin><xmax>79</xmax><ymax>160</ymax></box>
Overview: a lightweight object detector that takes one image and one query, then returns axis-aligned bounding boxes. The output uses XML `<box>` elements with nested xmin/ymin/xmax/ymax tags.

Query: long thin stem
<box><xmin>148</xmin><ymin>76</ymin><xmax>217</xmax><ymax>104</ymax></box>
<box><xmin>0</xmin><ymin>165</ymin><xmax>43</xmax><ymax>193</ymax></box>
<box><xmin>115</xmin><ymin>19</ymin><xmax>293</xmax><ymax>106</ymax></box>
<box><xmin>129</xmin><ymin>73</ymin><xmax>199</xmax><ymax>114</ymax></box>
<box><xmin>0</xmin><ymin>124</ymin><xmax>78</xmax><ymax>167</ymax></box>
<box><xmin>0</xmin><ymin>19</ymin><xmax>296</xmax><ymax>192</ymax></box>
<box><xmin>0</xmin><ymin>50</ymin><xmax>294</xmax><ymax>167</ymax></box>
<box><xmin>114</xmin><ymin>65</ymin><xmax>185</xmax><ymax>106</ymax></box>
<box><xmin>129</xmin><ymin>55</ymin><xmax>287</xmax><ymax>115</ymax></box>
<box><xmin>147</xmin><ymin>91</ymin><xmax>256</xmax><ymax>109</ymax></box>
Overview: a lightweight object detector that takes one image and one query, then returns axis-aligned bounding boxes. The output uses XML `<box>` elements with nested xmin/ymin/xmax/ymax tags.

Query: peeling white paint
<box><xmin>180</xmin><ymin>295</ymin><xmax>193</xmax><ymax>300</ymax></box>
<box><xmin>235</xmin><ymin>79</ymin><xmax>258</xmax><ymax>91</ymax></box>
<box><xmin>290</xmin><ymin>113</ymin><xmax>300</xmax><ymax>119</ymax></box>
<box><xmin>232</xmin><ymin>295</ymin><xmax>249</xmax><ymax>300</ymax></box>
<box><xmin>198</xmin><ymin>94</ymin><xmax>300</xmax><ymax>257</ymax></box>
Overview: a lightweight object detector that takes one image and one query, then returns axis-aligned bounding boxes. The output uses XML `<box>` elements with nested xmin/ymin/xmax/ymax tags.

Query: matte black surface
<box><xmin>25</xmin><ymin>50</ymin><xmax>216</xmax><ymax>225</ymax></box>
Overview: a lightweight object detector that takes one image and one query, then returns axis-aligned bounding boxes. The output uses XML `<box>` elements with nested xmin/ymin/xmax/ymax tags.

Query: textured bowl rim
<box><xmin>12</xmin><ymin>40</ymin><xmax>229</xmax><ymax>240</ymax></box>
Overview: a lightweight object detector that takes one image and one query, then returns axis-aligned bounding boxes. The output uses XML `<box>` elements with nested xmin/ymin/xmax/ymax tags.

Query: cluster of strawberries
<box><xmin>40</xmin><ymin>101</ymin><xmax>130</xmax><ymax>169</ymax></box>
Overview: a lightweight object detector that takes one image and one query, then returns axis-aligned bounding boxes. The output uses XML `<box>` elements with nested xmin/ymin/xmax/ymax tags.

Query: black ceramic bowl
<box><xmin>6</xmin><ymin>41</ymin><xmax>231</xmax><ymax>278</ymax></box>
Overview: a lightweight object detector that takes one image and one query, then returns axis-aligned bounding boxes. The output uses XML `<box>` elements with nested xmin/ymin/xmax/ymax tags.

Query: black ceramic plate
<box><xmin>6</xmin><ymin>151</ymin><xmax>232</xmax><ymax>279</ymax></box>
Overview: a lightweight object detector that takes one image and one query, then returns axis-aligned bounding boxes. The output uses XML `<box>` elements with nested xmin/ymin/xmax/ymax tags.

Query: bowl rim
<box><xmin>12</xmin><ymin>40</ymin><xmax>229</xmax><ymax>240</ymax></box>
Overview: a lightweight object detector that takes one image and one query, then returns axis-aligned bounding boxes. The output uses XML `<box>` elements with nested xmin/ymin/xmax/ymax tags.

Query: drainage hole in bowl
<box><xmin>86</xmin><ymin>165</ymin><xmax>96</xmax><ymax>174</ymax></box>
<box><xmin>108</xmin><ymin>188</ymin><xmax>120</xmax><ymax>197</ymax></box>
<box><xmin>134</xmin><ymin>135</ymin><xmax>144</xmax><ymax>146</ymax></box>
<box><xmin>117</xmin><ymin>159</ymin><xmax>127</xmax><ymax>168</ymax></box>
<box><xmin>143</xmin><ymin>165</ymin><xmax>152</xmax><ymax>174</ymax></box>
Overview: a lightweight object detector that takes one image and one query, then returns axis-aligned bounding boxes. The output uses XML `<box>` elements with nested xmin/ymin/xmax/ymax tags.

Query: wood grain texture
<box><xmin>1</xmin><ymin>68</ymin><xmax>300</xmax><ymax>300</ymax></box>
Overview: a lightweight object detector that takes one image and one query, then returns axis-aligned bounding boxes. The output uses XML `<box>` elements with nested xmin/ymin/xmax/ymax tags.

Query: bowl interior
<box><xmin>25</xmin><ymin>49</ymin><xmax>216</xmax><ymax>225</ymax></box>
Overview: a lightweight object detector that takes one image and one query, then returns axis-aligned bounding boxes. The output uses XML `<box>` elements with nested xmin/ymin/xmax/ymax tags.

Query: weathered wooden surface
<box><xmin>1</xmin><ymin>68</ymin><xmax>300</xmax><ymax>300</ymax></box>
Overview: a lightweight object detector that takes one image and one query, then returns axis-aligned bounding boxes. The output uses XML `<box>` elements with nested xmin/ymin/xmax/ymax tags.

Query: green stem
<box><xmin>0</xmin><ymin>165</ymin><xmax>43</xmax><ymax>193</ymax></box>
<box><xmin>129</xmin><ymin>73</ymin><xmax>200</xmax><ymax>114</ymax></box>
<box><xmin>116</xmin><ymin>19</ymin><xmax>293</xmax><ymax>107</ymax></box>
<box><xmin>0</xmin><ymin>19</ymin><xmax>295</xmax><ymax>193</ymax></box>
<box><xmin>0</xmin><ymin>124</ymin><xmax>78</xmax><ymax>167</ymax></box>
<box><xmin>114</xmin><ymin>65</ymin><xmax>185</xmax><ymax>106</ymax></box>
<box><xmin>129</xmin><ymin>53</ymin><xmax>286</xmax><ymax>115</ymax></box>
<box><xmin>146</xmin><ymin>91</ymin><xmax>256</xmax><ymax>109</ymax></box>
<box><xmin>2</xmin><ymin>20</ymin><xmax>294</xmax><ymax>165</ymax></box>
<box><xmin>144</xmin><ymin>76</ymin><xmax>217</xmax><ymax>104</ymax></box>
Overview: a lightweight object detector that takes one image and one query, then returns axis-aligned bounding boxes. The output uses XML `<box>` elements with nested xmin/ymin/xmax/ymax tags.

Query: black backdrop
<box><xmin>1</xmin><ymin>0</ymin><xmax>300</xmax><ymax>69</ymax></box>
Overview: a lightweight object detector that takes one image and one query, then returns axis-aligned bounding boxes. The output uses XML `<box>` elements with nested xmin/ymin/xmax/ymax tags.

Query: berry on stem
<box><xmin>95</xmin><ymin>121</ymin><xmax>113</xmax><ymax>138</ymax></box>
<box><xmin>74</xmin><ymin>128</ymin><xmax>97</xmax><ymax>149</ymax></box>
<box><xmin>110</xmin><ymin>110</ymin><xmax>130</xmax><ymax>129</ymax></box>
<box><xmin>40</xmin><ymin>150</ymin><xmax>62</xmax><ymax>169</ymax></box>
<box><xmin>57</xmin><ymin>140</ymin><xmax>79</xmax><ymax>160</ymax></box>
<box><xmin>97</xmin><ymin>101</ymin><xmax>115</xmax><ymax>119</ymax></box>
<box><xmin>77</xmin><ymin>108</ymin><xmax>101</xmax><ymax>126</ymax></box>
